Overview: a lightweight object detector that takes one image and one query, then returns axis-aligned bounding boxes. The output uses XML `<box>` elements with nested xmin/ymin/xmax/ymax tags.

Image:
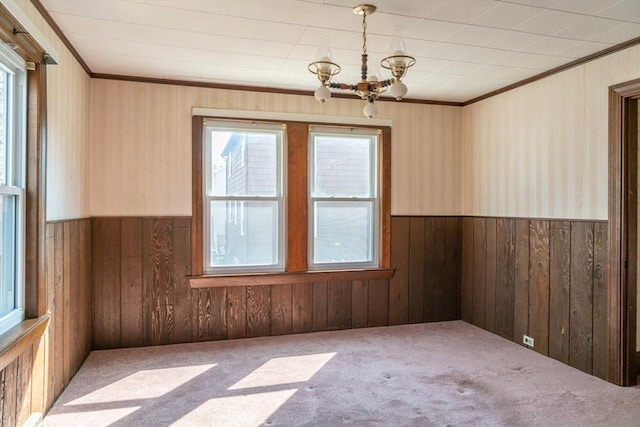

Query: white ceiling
<box><xmin>39</xmin><ymin>0</ymin><xmax>640</xmax><ymax>103</ymax></box>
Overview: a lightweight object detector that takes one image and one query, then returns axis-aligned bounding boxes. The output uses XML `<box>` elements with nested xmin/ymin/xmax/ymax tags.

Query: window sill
<box><xmin>0</xmin><ymin>315</ymin><xmax>49</xmax><ymax>371</ymax></box>
<box><xmin>189</xmin><ymin>268</ymin><xmax>395</xmax><ymax>289</ymax></box>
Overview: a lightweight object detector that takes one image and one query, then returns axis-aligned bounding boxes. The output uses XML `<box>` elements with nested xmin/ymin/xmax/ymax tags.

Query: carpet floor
<box><xmin>43</xmin><ymin>321</ymin><xmax>640</xmax><ymax>426</ymax></box>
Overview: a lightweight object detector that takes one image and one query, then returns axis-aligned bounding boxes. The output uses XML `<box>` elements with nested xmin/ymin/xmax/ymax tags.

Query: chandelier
<box><xmin>308</xmin><ymin>4</ymin><xmax>416</xmax><ymax>118</ymax></box>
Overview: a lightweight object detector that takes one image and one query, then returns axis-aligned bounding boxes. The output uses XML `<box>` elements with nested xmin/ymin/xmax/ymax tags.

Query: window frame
<box><xmin>0</xmin><ymin>42</ymin><xmax>26</xmax><ymax>335</ymax></box>
<box><xmin>190</xmin><ymin>115</ymin><xmax>393</xmax><ymax>287</ymax></box>
<box><xmin>202</xmin><ymin>119</ymin><xmax>286</xmax><ymax>274</ymax></box>
<box><xmin>308</xmin><ymin>127</ymin><xmax>380</xmax><ymax>270</ymax></box>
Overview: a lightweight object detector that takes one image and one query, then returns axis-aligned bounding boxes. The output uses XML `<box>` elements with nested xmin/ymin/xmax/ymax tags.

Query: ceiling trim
<box><xmin>463</xmin><ymin>36</ymin><xmax>640</xmax><ymax>106</ymax></box>
<box><xmin>27</xmin><ymin>0</ymin><xmax>640</xmax><ymax>108</ymax></box>
<box><xmin>29</xmin><ymin>0</ymin><xmax>91</xmax><ymax>75</ymax></box>
<box><xmin>91</xmin><ymin>73</ymin><xmax>464</xmax><ymax>107</ymax></box>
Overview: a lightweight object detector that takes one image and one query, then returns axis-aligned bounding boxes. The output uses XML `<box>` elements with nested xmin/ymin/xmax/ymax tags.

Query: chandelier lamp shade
<box><xmin>308</xmin><ymin>4</ymin><xmax>416</xmax><ymax>118</ymax></box>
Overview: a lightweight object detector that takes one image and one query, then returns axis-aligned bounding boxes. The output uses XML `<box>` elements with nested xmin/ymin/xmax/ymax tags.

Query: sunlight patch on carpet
<box><xmin>228</xmin><ymin>352</ymin><xmax>336</xmax><ymax>390</ymax></box>
<box><xmin>68</xmin><ymin>364</ymin><xmax>217</xmax><ymax>404</ymax></box>
<box><xmin>172</xmin><ymin>389</ymin><xmax>298</xmax><ymax>427</ymax></box>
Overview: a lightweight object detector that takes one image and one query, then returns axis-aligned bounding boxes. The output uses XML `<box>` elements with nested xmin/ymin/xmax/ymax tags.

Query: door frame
<box><xmin>608</xmin><ymin>78</ymin><xmax>640</xmax><ymax>386</ymax></box>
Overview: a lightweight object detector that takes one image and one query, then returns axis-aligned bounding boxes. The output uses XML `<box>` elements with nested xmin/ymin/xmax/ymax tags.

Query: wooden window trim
<box><xmin>0</xmin><ymin>0</ymin><xmax>48</xmax><ymax>346</ymax></box>
<box><xmin>191</xmin><ymin>116</ymin><xmax>392</xmax><ymax>287</ymax></box>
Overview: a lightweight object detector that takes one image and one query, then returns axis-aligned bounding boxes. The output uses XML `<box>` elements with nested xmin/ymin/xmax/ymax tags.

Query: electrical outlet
<box><xmin>523</xmin><ymin>335</ymin><xmax>534</xmax><ymax>347</ymax></box>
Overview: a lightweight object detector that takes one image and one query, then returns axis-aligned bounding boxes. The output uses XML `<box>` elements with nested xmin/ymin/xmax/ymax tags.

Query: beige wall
<box><xmin>14</xmin><ymin>0</ymin><xmax>92</xmax><ymax>221</ymax></box>
<box><xmin>89</xmin><ymin>81</ymin><xmax>462</xmax><ymax>216</ymax></box>
<box><xmin>462</xmin><ymin>44</ymin><xmax>640</xmax><ymax>220</ymax></box>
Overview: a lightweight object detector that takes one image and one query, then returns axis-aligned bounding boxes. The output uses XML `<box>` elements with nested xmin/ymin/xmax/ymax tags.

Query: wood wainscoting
<box><xmin>461</xmin><ymin>217</ymin><xmax>608</xmax><ymax>380</ymax></box>
<box><xmin>0</xmin><ymin>218</ymin><xmax>91</xmax><ymax>426</ymax></box>
<box><xmin>91</xmin><ymin>216</ymin><xmax>462</xmax><ymax>349</ymax></box>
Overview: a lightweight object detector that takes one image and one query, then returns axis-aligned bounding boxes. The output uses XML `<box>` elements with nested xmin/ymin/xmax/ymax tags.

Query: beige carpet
<box><xmin>44</xmin><ymin>321</ymin><xmax>640</xmax><ymax>426</ymax></box>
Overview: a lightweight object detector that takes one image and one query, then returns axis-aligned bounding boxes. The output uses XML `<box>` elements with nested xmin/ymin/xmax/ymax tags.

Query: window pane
<box><xmin>313</xmin><ymin>201</ymin><xmax>373</xmax><ymax>264</ymax></box>
<box><xmin>0</xmin><ymin>70</ymin><xmax>6</xmax><ymax>185</ymax></box>
<box><xmin>313</xmin><ymin>135</ymin><xmax>372</xmax><ymax>198</ymax></box>
<box><xmin>0</xmin><ymin>195</ymin><xmax>15</xmax><ymax>316</ymax></box>
<box><xmin>209</xmin><ymin>130</ymin><xmax>279</xmax><ymax>197</ymax></box>
<box><xmin>209</xmin><ymin>200</ymin><xmax>279</xmax><ymax>267</ymax></box>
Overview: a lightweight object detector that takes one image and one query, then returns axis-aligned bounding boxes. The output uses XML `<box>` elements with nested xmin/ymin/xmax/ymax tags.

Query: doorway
<box><xmin>609</xmin><ymin>79</ymin><xmax>640</xmax><ymax>386</ymax></box>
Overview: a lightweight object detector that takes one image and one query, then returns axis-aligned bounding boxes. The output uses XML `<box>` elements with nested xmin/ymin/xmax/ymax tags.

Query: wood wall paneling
<box><xmin>461</xmin><ymin>217</ymin><xmax>474</xmax><ymax>323</ymax></box>
<box><xmin>592</xmin><ymin>223</ymin><xmax>609</xmax><ymax>379</ymax></box>
<box><xmin>514</xmin><ymin>219</ymin><xmax>530</xmax><ymax>347</ymax></box>
<box><xmin>472</xmin><ymin>217</ymin><xmax>487</xmax><ymax>328</ymax></box>
<box><xmin>389</xmin><ymin>217</ymin><xmax>410</xmax><ymax>325</ymax></box>
<box><xmin>495</xmin><ymin>218</ymin><xmax>515</xmax><ymax>341</ymax></box>
<box><xmin>407</xmin><ymin>217</ymin><xmax>425</xmax><ymax>323</ymax></box>
<box><xmin>570</xmin><ymin>222</ymin><xmax>595</xmax><ymax>374</ymax></box>
<box><xmin>90</xmin><ymin>216</ymin><xmax>463</xmax><ymax>350</ymax></box>
<box><xmin>444</xmin><ymin>218</ymin><xmax>462</xmax><ymax>320</ymax></box>
<box><xmin>549</xmin><ymin>221</ymin><xmax>571</xmax><ymax>364</ymax></box>
<box><xmin>529</xmin><ymin>220</ymin><xmax>550</xmax><ymax>356</ymax></box>
<box><xmin>425</xmin><ymin>218</ymin><xmax>447</xmax><ymax>322</ymax></box>
<box><xmin>461</xmin><ymin>216</ymin><xmax>609</xmax><ymax>377</ymax></box>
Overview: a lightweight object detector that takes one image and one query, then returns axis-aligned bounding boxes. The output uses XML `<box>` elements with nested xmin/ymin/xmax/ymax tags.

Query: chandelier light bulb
<box><xmin>314</xmin><ymin>84</ymin><xmax>332</xmax><ymax>103</ymax></box>
<box><xmin>363</xmin><ymin>101</ymin><xmax>378</xmax><ymax>119</ymax></box>
<box><xmin>390</xmin><ymin>81</ymin><xmax>408</xmax><ymax>100</ymax></box>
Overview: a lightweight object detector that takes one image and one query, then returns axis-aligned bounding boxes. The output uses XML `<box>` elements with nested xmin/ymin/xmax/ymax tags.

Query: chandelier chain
<box><xmin>362</xmin><ymin>11</ymin><xmax>367</xmax><ymax>55</ymax></box>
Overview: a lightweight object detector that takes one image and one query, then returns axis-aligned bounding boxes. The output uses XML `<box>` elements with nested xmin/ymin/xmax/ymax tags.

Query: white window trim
<box><xmin>308</xmin><ymin>126</ymin><xmax>379</xmax><ymax>270</ymax></box>
<box><xmin>0</xmin><ymin>42</ymin><xmax>26</xmax><ymax>335</ymax></box>
<box><xmin>202</xmin><ymin>119</ymin><xmax>286</xmax><ymax>274</ymax></box>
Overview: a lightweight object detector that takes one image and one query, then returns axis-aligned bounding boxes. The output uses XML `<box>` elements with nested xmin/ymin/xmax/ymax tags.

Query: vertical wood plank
<box><xmin>2</xmin><ymin>360</ymin><xmax>17</xmax><ymax>426</ymax></box>
<box><xmin>570</xmin><ymin>221</ymin><xmax>594</xmax><ymax>374</ymax></box>
<box><xmin>514</xmin><ymin>219</ymin><xmax>530</xmax><ymax>346</ymax></box>
<box><xmin>79</xmin><ymin>219</ymin><xmax>92</xmax><ymax>358</ymax></box>
<box><xmin>485</xmin><ymin>218</ymin><xmax>497</xmax><ymax>333</ymax></box>
<box><xmin>592</xmin><ymin>222</ymin><xmax>609</xmax><ymax>380</ymax></box>
<box><xmin>425</xmin><ymin>218</ymin><xmax>447</xmax><ymax>322</ymax></box>
<box><xmin>55</xmin><ymin>225</ymin><xmax>65</xmax><ymax>393</ymax></box>
<box><xmin>62</xmin><ymin>222</ymin><xmax>71</xmax><ymax>385</ymax></box>
<box><xmin>367</xmin><ymin>279</ymin><xmax>389</xmax><ymax>327</ymax></box>
<box><xmin>68</xmin><ymin>221</ymin><xmax>82</xmax><ymax>379</ymax></box>
<box><xmin>549</xmin><ymin>221</ymin><xmax>571</xmax><ymax>364</ymax></box>
<box><xmin>271</xmin><ymin>284</ymin><xmax>292</xmax><ymax>336</ymax></box>
<box><xmin>408</xmin><ymin>217</ymin><xmax>425</xmax><ymax>323</ymax></box>
<box><xmin>390</xmin><ymin>217</ymin><xmax>410</xmax><ymax>325</ymax></box>
<box><xmin>44</xmin><ymin>224</ymin><xmax>55</xmax><ymax>409</ymax></box>
<box><xmin>247</xmin><ymin>286</ymin><xmax>271</xmax><ymax>337</ymax></box>
<box><xmin>172</xmin><ymin>218</ymin><xmax>192</xmax><ymax>343</ymax></box>
<box><xmin>495</xmin><ymin>218</ymin><xmax>515</xmax><ymax>340</ymax></box>
<box><xmin>444</xmin><ymin>217</ymin><xmax>462</xmax><ymax>320</ymax></box>
<box><xmin>327</xmin><ymin>282</ymin><xmax>352</xmax><ymax>330</ymax></box>
<box><xmin>292</xmin><ymin>283</ymin><xmax>313</xmax><ymax>334</ymax></box>
<box><xmin>529</xmin><ymin>220</ymin><xmax>550</xmax><ymax>356</ymax></box>
<box><xmin>120</xmin><ymin>218</ymin><xmax>143</xmax><ymax>348</ymax></box>
<box><xmin>461</xmin><ymin>218</ymin><xmax>474</xmax><ymax>323</ymax></box>
<box><xmin>227</xmin><ymin>286</ymin><xmax>247</xmax><ymax>339</ymax></box>
<box><xmin>16</xmin><ymin>346</ymin><xmax>32</xmax><ymax>425</ymax></box>
<box><xmin>30</xmin><ymin>335</ymin><xmax>46</xmax><ymax>417</ymax></box>
<box><xmin>142</xmin><ymin>218</ymin><xmax>175</xmax><ymax>345</ymax></box>
<box><xmin>312</xmin><ymin>282</ymin><xmax>328</xmax><ymax>332</ymax></box>
<box><xmin>351</xmin><ymin>280</ymin><xmax>368</xmax><ymax>328</ymax></box>
<box><xmin>198</xmin><ymin>288</ymin><xmax>227</xmax><ymax>341</ymax></box>
<box><xmin>91</xmin><ymin>218</ymin><xmax>121</xmax><ymax>349</ymax></box>
<box><xmin>472</xmin><ymin>217</ymin><xmax>487</xmax><ymax>328</ymax></box>
<box><xmin>0</xmin><ymin>369</ymin><xmax>4</xmax><ymax>422</ymax></box>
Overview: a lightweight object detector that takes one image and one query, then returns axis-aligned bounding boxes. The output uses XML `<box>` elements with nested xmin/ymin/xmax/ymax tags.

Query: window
<box><xmin>192</xmin><ymin>114</ymin><xmax>392</xmax><ymax>283</ymax></box>
<box><xmin>309</xmin><ymin>127</ymin><xmax>378</xmax><ymax>269</ymax></box>
<box><xmin>0</xmin><ymin>43</ymin><xmax>26</xmax><ymax>334</ymax></box>
<box><xmin>203</xmin><ymin>120</ymin><xmax>285</xmax><ymax>273</ymax></box>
